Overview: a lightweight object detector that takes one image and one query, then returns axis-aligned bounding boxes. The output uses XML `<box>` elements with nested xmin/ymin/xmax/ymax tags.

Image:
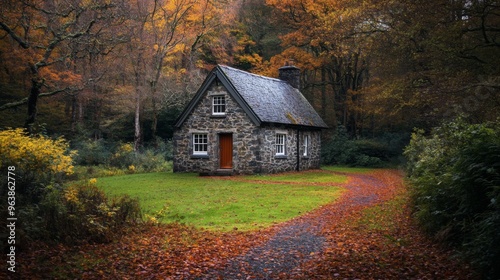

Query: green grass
<box><xmin>248</xmin><ymin>170</ymin><xmax>347</xmax><ymax>184</ymax></box>
<box><xmin>356</xmin><ymin>191</ymin><xmax>407</xmax><ymax>232</ymax></box>
<box><xmin>321</xmin><ymin>165</ymin><xmax>374</xmax><ymax>173</ymax></box>
<box><xmin>96</xmin><ymin>171</ymin><xmax>346</xmax><ymax>231</ymax></box>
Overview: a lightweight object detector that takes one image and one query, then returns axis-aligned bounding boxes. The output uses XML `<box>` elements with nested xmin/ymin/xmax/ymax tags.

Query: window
<box><xmin>303</xmin><ymin>135</ymin><xmax>310</xmax><ymax>157</ymax></box>
<box><xmin>275</xmin><ymin>133</ymin><xmax>286</xmax><ymax>156</ymax></box>
<box><xmin>193</xmin><ymin>133</ymin><xmax>208</xmax><ymax>155</ymax></box>
<box><xmin>212</xmin><ymin>95</ymin><xmax>226</xmax><ymax>115</ymax></box>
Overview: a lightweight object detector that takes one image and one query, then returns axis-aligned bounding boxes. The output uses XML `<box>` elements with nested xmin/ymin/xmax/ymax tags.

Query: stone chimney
<box><xmin>278</xmin><ymin>61</ymin><xmax>300</xmax><ymax>89</ymax></box>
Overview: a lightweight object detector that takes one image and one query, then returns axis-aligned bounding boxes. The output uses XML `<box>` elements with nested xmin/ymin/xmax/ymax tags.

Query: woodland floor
<box><xmin>14</xmin><ymin>170</ymin><xmax>478</xmax><ymax>279</ymax></box>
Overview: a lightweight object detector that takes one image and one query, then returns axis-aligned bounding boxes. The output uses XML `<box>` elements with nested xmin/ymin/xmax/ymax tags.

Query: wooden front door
<box><xmin>219</xmin><ymin>134</ymin><xmax>233</xmax><ymax>169</ymax></box>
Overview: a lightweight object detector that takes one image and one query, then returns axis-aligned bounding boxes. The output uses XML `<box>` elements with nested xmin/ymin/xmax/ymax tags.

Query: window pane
<box><xmin>275</xmin><ymin>134</ymin><xmax>286</xmax><ymax>155</ymax></box>
<box><xmin>213</xmin><ymin>96</ymin><xmax>226</xmax><ymax>115</ymax></box>
<box><xmin>303</xmin><ymin>135</ymin><xmax>309</xmax><ymax>156</ymax></box>
<box><xmin>193</xmin><ymin>134</ymin><xmax>208</xmax><ymax>154</ymax></box>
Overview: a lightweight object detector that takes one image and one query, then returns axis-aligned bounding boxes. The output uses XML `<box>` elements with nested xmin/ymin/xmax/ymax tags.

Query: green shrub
<box><xmin>153</xmin><ymin>137</ymin><xmax>173</xmax><ymax>161</ymax></box>
<box><xmin>110</xmin><ymin>142</ymin><xmax>135</xmax><ymax>168</ymax></box>
<box><xmin>73</xmin><ymin>139</ymin><xmax>112</xmax><ymax>166</ymax></box>
<box><xmin>321</xmin><ymin>126</ymin><xmax>385</xmax><ymax>167</ymax></box>
<box><xmin>133</xmin><ymin>149</ymin><xmax>172</xmax><ymax>173</ymax></box>
<box><xmin>71</xmin><ymin>139</ymin><xmax>172</xmax><ymax>179</ymax></box>
<box><xmin>404</xmin><ymin>118</ymin><xmax>500</xmax><ymax>278</ymax></box>
<box><xmin>354</xmin><ymin>139</ymin><xmax>392</xmax><ymax>160</ymax></box>
<box><xmin>38</xmin><ymin>180</ymin><xmax>142</xmax><ymax>244</ymax></box>
<box><xmin>322</xmin><ymin>125</ymin><xmax>358</xmax><ymax>165</ymax></box>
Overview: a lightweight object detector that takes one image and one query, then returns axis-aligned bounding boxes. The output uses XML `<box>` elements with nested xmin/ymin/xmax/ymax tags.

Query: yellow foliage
<box><xmin>117</xmin><ymin>143</ymin><xmax>134</xmax><ymax>154</ymax></box>
<box><xmin>64</xmin><ymin>186</ymin><xmax>79</xmax><ymax>204</ymax></box>
<box><xmin>0</xmin><ymin>128</ymin><xmax>76</xmax><ymax>176</ymax></box>
<box><xmin>145</xmin><ymin>214</ymin><xmax>159</xmax><ymax>225</ymax></box>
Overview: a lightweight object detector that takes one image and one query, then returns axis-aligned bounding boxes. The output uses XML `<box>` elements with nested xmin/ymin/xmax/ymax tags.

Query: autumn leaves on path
<box><xmin>17</xmin><ymin>170</ymin><xmax>476</xmax><ymax>279</ymax></box>
<box><xmin>202</xmin><ymin>170</ymin><xmax>406</xmax><ymax>279</ymax></box>
<box><xmin>203</xmin><ymin>170</ymin><xmax>476</xmax><ymax>279</ymax></box>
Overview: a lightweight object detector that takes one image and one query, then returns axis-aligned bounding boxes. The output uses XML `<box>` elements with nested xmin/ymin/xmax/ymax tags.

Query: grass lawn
<box><xmin>249</xmin><ymin>170</ymin><xmax>347</xmax><ymax>184</ymax></box>
<box><xmin>96</xmin><ymin>170</ymin><xmax>346</xmax><ymax>231</ymax></box>
<box><xmin>321</xmin><ymin>165</ymin><xmax>374</xmax><ymax>173</ymax></box>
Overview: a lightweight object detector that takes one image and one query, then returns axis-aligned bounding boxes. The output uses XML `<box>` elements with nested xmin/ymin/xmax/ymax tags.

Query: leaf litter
<box><xmin>12</xmin><ymin>170</ymin><xmax>478</xmax><ymax>279</ymax></box>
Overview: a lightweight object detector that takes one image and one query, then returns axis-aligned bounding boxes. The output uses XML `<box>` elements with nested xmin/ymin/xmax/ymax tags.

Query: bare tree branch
<box><xmin>0</xmin><ymin>88</ymin><xmax>69</xmax><ymax>111</ymax></box>
<box><xmin>0</xmin><ymin>22</ymin><xmax>29</xmax><ymax>49</ymax></box>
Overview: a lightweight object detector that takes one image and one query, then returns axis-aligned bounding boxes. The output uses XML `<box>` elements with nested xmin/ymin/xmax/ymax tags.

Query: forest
<box><xmin>1</xmin><ymin>0</ymin><xmax>498</xmax><ymax>147</ymax></box>
<box><xmin>0</xmin><ymin>0</ymin><xmax>499</xmax><ymax>278</ymax></box>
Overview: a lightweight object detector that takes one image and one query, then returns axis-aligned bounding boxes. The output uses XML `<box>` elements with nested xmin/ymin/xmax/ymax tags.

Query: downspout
<box><xmin>296</xmin><ymin>129</ymin><xmax>300</xmax><ymax>171</ymax></box>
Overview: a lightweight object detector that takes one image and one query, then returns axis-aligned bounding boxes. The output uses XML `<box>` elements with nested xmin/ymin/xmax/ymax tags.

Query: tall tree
<box><xmin>124</xmin><ymin>0</ymin><xmax>206</xmax><ymax>150</ymax></box>
<box><xmin>264</xmin><ymin>0</ymin><xmax>372</xmax><ymax>135</ymax></box>
<box><xmin>0</xmin><ymin>0</ymin><xmax>121</xmax><ymax>133</ymax></box>
<box><xmin>364</xmin><ymin>0</ymin><xmax>500</xmax><ymax>129</ymax></box>
<box><xmin>264</xmin><ymin>0</ymin><xmax>499</xmax><ymax>135</ymax></box>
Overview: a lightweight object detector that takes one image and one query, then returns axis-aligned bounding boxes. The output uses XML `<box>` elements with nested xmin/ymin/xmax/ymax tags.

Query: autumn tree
<box><xmin>0</xmin><ymin>0</ymin><xmax>125</xmax><ymax>133</ymax></box>
<box><xmin>263</xmin><ymin>0</ymin><xmax>374</xmax><ymax>135</ymax></box>
<box><xmin>237</xmin><ymin>0</ymin><xmax>286</xmax><ymax>61</ymax></box>
<box><xmin>362</xmin><ymin>0</ymin><xmax>500</xmax><ymax>130</ymax></box>
<box><xmin>120</xmin><ymin>0</ymin><xmax>228</xmax><ymax>150</ymax></box>
<box><xmin>263</xmin><ymin>0</ymin><xmax>499</xmax><ymax>135</ymax></box>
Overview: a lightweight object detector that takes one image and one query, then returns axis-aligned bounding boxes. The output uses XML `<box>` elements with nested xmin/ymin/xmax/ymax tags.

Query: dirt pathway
<box><xmin>199</xmin><ymin>170</ymin><xmax>406</xmax><ymax>279</ymax></box>
<box><xmin>14</xmin><ymin>170</ymin><xmax>476</xmax><ymax>279</ymax></box>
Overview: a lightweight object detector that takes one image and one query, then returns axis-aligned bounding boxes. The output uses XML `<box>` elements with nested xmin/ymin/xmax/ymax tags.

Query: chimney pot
<box><xmin>278</xmin><ymin>63</ymin><xmax>300</xmax><ymax>89</ymax></box>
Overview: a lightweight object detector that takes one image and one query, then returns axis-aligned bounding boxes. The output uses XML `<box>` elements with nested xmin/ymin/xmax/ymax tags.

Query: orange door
<box><xmin>219</xmin><ymin>134</ymin><xmax>233</xmax><ymax>169</ymax></box>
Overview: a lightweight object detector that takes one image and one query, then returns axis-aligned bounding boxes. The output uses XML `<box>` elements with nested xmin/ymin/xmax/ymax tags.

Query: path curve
<box><xmin>199</xmin><ymin>170</ymin><xmax>403</xmax><ymax>279</ymax></box>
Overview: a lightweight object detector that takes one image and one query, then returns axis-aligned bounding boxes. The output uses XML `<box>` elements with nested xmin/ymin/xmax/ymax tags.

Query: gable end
<box><xmin>174</xmin><ymin>66</ymin><xmax>261</xmax><ymax>128</ymax></box>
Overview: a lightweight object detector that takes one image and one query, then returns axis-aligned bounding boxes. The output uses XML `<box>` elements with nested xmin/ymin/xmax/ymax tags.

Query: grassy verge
<box><xmin>321</xmin><ymin>165</ymin><xmax>374</xmax><ymax>173</ymax></box>
<box><xmin>356</xmin><ymin>191</ymin><xmax>407</xmax><ymax>233</ymax></box>
<box><xmin>248</xmin><ymin>170</ymin><xmax>347</xmax><ymax>184</ymax></box>
<box><xmin>96</xmin><ymin>171</ymin><xmax>345</xmax><ymax>231</ymax></box>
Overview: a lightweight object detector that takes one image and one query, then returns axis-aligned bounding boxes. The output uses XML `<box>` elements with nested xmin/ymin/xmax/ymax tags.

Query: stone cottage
<box><xmin>173</xmin><ymin>64</ymin><xmax>328</xmax><ymax>175</ymax></box>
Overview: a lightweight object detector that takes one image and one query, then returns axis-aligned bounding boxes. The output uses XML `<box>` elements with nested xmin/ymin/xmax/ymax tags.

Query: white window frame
<box><xmin>192</xmin><ymin>133</ymin><xmax>208</xmax><ymax>155</ymax></box>
<box><xmin>303</xmin><ymin>134</ymin><xmax>310</xmax><ymax>157</ymax></box>
<box><xmin>212</xmin><ymin>95</ymin><xmax>226</xmax><ymax>115</ymax></box>
<box><xmin>275</xmin><ymin>133</ymin><xmax>286</xmax><ymax>156</ymax></box>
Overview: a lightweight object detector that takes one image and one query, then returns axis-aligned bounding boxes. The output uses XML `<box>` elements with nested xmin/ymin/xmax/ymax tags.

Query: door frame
<box><xmin>219</xmin><ymin>133</ymin><xmax>233</xmax><ymax>169</ymax></box>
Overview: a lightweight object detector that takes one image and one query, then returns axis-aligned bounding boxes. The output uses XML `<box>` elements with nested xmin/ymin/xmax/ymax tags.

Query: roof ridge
<box><xmin>218</xmin><ymin>64</ymin><xmax>284</xmax><ymax>83</ymax></box>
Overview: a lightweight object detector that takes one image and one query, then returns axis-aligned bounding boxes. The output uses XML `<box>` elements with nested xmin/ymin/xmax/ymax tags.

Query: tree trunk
<box><xmin>71</xmin><ymin>94</ymin><xmax>78</xmax><ymax>131</ymax></box>
<box><xmin>150</xmin><ymin>80</ymin><xmax>159</xmax><ymax>144</ymax></box>
<box><xmin>321</xmin><ymin>67</ymin><xmax>327</xmax><ymax>119</ymax></box>
<box><xmin>151</xmin><ymin>97</ymin><xmax>158</xmax><ymax>146</ymax></box>
<box><xmin>24</xmin><ymin>78</ymin><xmax>43</xmax><ymax>133</ymax></box>
<box><xmin>134</xmin><ymin>87</ymin><xmax>142</xmax><ymax>152</ymax></box>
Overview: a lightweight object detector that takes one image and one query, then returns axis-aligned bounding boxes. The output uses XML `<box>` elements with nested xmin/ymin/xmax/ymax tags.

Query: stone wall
<box><xmin>298</xmin><ymin>130</ymin><xmax>322</xmax><ymax>171</ymax></box>
<box><xmin>255</xmin><ymin>126</ymin><xmax>322</xmax><ymax>173</ymax></box>
<box><xmin>173</xmin><ymin>82</ymin><xmax>261</xmax><ymax>174</ymax></box>
<box><xmin>173</xmin><ymin>81</ymin><xmax>323</xmax><ymax>174</ymax></box>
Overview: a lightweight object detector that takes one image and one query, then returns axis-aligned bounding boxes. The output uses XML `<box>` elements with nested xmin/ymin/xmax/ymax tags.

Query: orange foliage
<box><xmin>39</xmin><ymin>68</ymin><xmax>82</xmax><ymax>87</ymax></box>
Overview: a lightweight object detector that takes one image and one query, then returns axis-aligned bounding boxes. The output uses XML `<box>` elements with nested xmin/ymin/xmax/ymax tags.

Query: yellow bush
<box><xmin>117</xmin><ymin>143</ymin><xmax>134</xmax><ymax>154</ymax></box>
<box><xmin>113</xmin><ymin>143</ymin><xmax>134</xmax><ymax>159</ymax></box>
<box><xmin>110</xmin><ymin>142</ymin><xmax>135</xmax><ymax>168</ymax></box>
<box><xmin>64</xmin><ymin>186</ymin><xmax>79</xmax><ymax>204</ymax></box>
<box><xmin>0</xmin><ymin>128</ymin><xmax>76</xmax><ymax>177</ymax></box>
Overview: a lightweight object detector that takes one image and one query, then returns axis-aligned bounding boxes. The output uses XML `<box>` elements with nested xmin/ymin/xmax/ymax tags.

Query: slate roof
<box><xmin>175</xmin><ymin>65</ymin><xmax>328</xmax><ymax>129</ymax></box>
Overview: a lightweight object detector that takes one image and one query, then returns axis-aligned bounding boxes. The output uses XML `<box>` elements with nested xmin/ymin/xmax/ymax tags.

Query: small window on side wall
<box><xmin>212</xmin><ymin>95</ymin><xmax>226</xmax><ymax>115</ymax></box>
<box><xmin>193</xmin><ymin>133</ymin><xmax>208</xmax><ymax>155</ymax></box>
<box><xmin>275</xmin><ymin>133</ymin><xmax>286</xmax><ymax>156</ymax></box>
<box><xmin>303</xmin><ymin>135</ymin><xmax>310</xmax><ymax>157</ymax></box>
